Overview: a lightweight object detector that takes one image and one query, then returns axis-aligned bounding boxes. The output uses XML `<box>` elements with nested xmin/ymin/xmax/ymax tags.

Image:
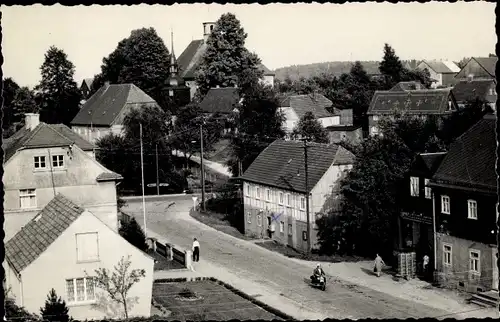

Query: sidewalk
<box><xmin>145</xmin><ymin>229</ymin><xmax>327</xmax><ymax>321</ymax></box>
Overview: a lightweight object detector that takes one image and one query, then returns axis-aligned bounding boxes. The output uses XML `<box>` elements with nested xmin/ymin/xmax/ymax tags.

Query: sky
<box><xmin>1</xmin><ymin>2</ymin><xmax>496</xmax><ymax>88</ymax></box>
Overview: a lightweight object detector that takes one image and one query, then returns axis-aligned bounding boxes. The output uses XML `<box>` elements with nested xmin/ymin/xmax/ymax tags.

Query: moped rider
<box><xmin>311</xmin><ymin>263</ymin><xmax>325</xmax><ymax>283</ymax></box>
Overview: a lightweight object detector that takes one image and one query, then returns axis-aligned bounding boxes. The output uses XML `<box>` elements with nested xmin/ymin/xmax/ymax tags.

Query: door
<box><xmin>492</xmin><ymin>249</ymin><xmax>498</xmax><ymax>291</ymax></box>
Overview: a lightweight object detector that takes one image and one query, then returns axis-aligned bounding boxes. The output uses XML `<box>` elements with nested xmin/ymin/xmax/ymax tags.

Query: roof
<box><xmin>5</xmin><ymin>194</ymin><xmax>86</xmax><ymax>274</ymax></box>
<box><xmin>432</xmin><ymin>114</ymin><xmax>496</xmax><ymax>191</ymax></box>
<box><xmin>3</xmin><ymin>123</ymin><xmax>95</xmax><ymax>163</ymax></box>
<box><xmin>452</xmin><ymin>79</ymin><xmax>496</xmax><ymax>103</ymax></box>
<box><xmin>178</xmin><ymin>39</ymin><xmax>274</xmax><ymax>79</ymax></box>
<box><xmin>71</xmin><ymin>83</ymin><xmax>157</xmax><ymax>126</ymax></box>
<box><xmin>279</xmin><ymin>93</ymin><xmax>333</xmax><ymax>119</ymax></box>
<box><xmin>241</xmin><ymin>140</ymin><xmax>355</xmax><ymax>193</ymax></box>
<box><xmin>418</xmin><ymin>152</ymin><xmax>447</xmax><ymax>174</ymax></box>
<box><xmin>473</xmin><ymin>57</ymin><xmax>497</xmax><ymax>77</ymax></box>
<box><xmin>390</xmin><ymin>81</ymin><xmax>426</xmax><ymax>92</ymax></box>
<box><xmin>199</xmin><ymin>87</ymin><xmax>240</xmax><ymax>114</ymax></box>
<box><xmin>96</xmin><ymin>171</ymin><xmax>123</xmax><ymax>182</ymax></box>
<box><xmin>81</xmin><ymin>78</ymin><xmax>93</xmax><ymax>89</ymax></box>
<box><xmin>419</xmin><ymin>60</ymin><xmax>460</xmax><ymax>74</ymax></box>
<box><xmin>325</xmin><ymin>124</ymin><xmax>362</xmax><ymax>131</ymax></box>
<box><xmin>367</xmin><ymin>89</ymin><xmax>454</xmax><ymax>115</ymax></box>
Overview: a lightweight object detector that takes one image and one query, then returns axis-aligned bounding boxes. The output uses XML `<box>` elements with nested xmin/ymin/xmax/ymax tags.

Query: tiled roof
<box><xmin>96</xmin><ymin>171</ymin><xmax>123</xmax><ymax>182</ymax></box>
<box><xmin>5</xmin><ymin>194</ymin><xmax>86</xmax><ymax>274</ymax></box>
<box><xmin>452</xmin><ymin>79</ymin><xmax>496</xmax><ymax>103</ymax></box>
<box><xmin>280</xmin><ymin>94</ymin><xmax>333</xmax><ymax>119</ymax></box>
<box><xmin>82</xmin><ymin>78</ymin><xmax>93</xmax><ymax>89</ymax></box>
<box><xmin>367</xmin><ymin>89</ymin><xmax>454</xmax><ymax>115</ymax></box>
<box><xmin>432</xmin><ymin>114</ymin><xmax>496</xmax><ymax>191</ymax></box>
<box><xmin>178</xmin><ymin>39</ymin><xmax>274</xmax><ymax>79</ymax></box>
<box><xmin>419</xmin><ymin>152</ymin><xmax>447</xmax><ymax>174</ymax></box>
<box><xmin>3</xmin><ymin>123</ymin><xmax>95</xmax><ymax>163</ymax></box>
<box><xmin>241</xmin><ymin>140</ymin><xmax>355</xmax><ymax>193</ymax></box>
<box><xmin>71</xmin><ymin>84</ymin><xmax>157</xmax><ymax>126</ymax></box>
<box><xmin>199</xmin><ymin>87</ymin><xmax>240</xmax><ymax>114</ymax></box>
<box><xmin>419</xmin><ymin>60</ymin><xmax>460</xmax><ymax>74</ymax></box>
<box><xmin>473</xmin><ymin>57</ymin><xmax>497</xmax><ymax>77</ymax></box>
<box><xmin>390</xmin><ymin>81</ymin><xmax>426</xmax><ymax>91</ymax></box>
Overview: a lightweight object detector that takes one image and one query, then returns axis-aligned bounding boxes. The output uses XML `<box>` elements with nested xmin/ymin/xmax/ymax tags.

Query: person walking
<box><xmin>374</xmin><ymin>253</ymin><xmax>385</xmax><ymax>277</ymax></box>
<box><xmin>192</xmin><ymin>238</ymin><xmax>200</xmax><ymax>262</ymax></box>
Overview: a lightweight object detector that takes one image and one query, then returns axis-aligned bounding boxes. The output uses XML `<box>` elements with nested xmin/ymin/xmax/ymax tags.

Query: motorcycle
<box><xmin>307</xmin><ymin>274</ymin><xmax>327</xmax><ymax>291</ymax></box>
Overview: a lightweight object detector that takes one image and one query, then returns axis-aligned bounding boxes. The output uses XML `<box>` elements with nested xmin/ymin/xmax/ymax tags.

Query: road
<box><xmin>124</xmin><ymin>195</ymin><xmax>455</xmax><ymax>319</ymax></box>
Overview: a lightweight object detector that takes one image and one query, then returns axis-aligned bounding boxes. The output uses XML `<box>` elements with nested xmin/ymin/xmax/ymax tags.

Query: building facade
<box><xmin>3</xmin><ymin>114</ymin><xmax>122</xmax><ymax>241</ymax></box>
<box><xmin>4</xmin><ymin>194</ymin><xmax>154</xmax><ymax>320</ymax></box>
<box><xmin>454</xmin><ymin>57</ymin><xmax>497</xmax><ymax>81</ymax></box>
<box><xmin>429</xmin><ymin>114</ymin><xmax>498</xmax><ymax>292</ymax></box>
<box><xmin>452</xmin><ymin>79</ymin><xmax>497</xmax><ymax>111</ymax></box>
<box><xmin>241</xmin><ymin>140</ymin><xmax>354</xmax><ymax>252</ymax></box>
<box><xmin>417</xmin><ymin>60</ymin><xmax>460</xmax><ymax>88</ymax></box>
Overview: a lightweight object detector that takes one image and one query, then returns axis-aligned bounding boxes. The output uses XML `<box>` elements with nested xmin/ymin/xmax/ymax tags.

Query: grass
<box><xmin>255</xmin><ymin>240</ymin><xmax>367</xmax><ymax>263</ymax></box>
<box><xmin>190</xmin><ymin>209</ymin><xmax>251</xmax><ymax>241</ymax></box>
<box><xmin>153</xmin><ymin>280</ymin><xmax>282</xmax><ymax>321</ymax></box>
<box><xmin>146</xmin><ymin>249</ymin><xmax>186</xmax><ymax>270</ymax></box>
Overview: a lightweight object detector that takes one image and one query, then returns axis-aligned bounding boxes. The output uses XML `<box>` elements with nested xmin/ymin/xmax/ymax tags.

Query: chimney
<box><xmin>104</xmin><ymin>81</ymin><xmax>110</xmax><ymax>89</ymax></box>
<box><xmin>203</xmin><ymin>22</ymin><xmax>216</xmax><ymax>42</ymax></box>
<box><xmin>25</xmin><ymin>113</ymin><xmax>40</xmax><ymax>131</ymax></box>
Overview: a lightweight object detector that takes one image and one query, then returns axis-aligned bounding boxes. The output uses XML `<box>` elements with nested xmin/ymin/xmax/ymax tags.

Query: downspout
<box><xmin>18</xmin><ymin>273</ymin><xmax>24</xmax><ymax>307</ymax></box>
<box><xmin>432</xmin><ymin>191</ymin><xmax>437</xmax><ymax>271</ymax></box>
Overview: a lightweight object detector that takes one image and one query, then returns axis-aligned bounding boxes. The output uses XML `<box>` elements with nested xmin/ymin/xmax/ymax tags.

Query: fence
<box><xmin>147</xmin><ymin>237</ymin><xmax>190</xmax><ymax>268</ymax></box>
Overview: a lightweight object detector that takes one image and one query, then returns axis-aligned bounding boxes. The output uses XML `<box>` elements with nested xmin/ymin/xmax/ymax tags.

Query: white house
<box><xmin>241</xmin><ymin>140</ymin><xmax>355</xmax><ymax>252</ymax></box>
<box><xmin>4</xmin><ymin>193</ymin><xmax>155</xmax><ymax>321</ymax></box>
<box><xmin>3</xmin><ymin>113</ymin><xmax>123</xmax><ymax>241</ymax></box>
<box><xmin>417</xmin><ymin>60</ymin><xmax>461</xmax><ymax>88</ymax></box>
<box><xmin>278</xmin><ymin>93</ymin><xmax>339</xmax><ymax>136</ymax></box>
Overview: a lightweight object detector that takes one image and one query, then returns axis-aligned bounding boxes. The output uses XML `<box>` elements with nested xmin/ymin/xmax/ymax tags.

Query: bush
<box><xmin>119</xmin><ymin>217</ymin><xmax>148</xmax><ymax>251</ymax></box>
<box><xmin>178</xmin><ymin>288</ymin><xmax>197</xmax><ymax>298</ymax></box>
<box><xmin>39</xmin><ymin>288</ymin><xmax>70</xmax><ymax>322</ymax></box>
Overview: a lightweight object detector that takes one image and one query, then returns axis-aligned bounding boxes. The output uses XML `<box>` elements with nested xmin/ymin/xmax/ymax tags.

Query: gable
<box><xmin>455</xmin><ymin>57</ymin><xmax>497</xmax><ymax>80</ymax></box>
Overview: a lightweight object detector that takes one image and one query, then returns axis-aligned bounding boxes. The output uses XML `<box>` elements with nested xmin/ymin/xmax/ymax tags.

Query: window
<box><xmin>300</xmin><ymin>197</ymin><xmax>306</xmax><ymax>210</ymax></box>
<box><xmin>286</xmin><ymin>194</ymin><xmax>291</xmax><ymax>207</ymax></box>
<box><xmin>441</xmin><ymin>195</ymin><xmax>450</xmax><ymax>214</ymax></box>
<box><xmin>469</xmin><ymin>250</ymin><xmax>480</xmax><ymax>274</ymax></box>
<box><xmin>443</xmin><ymin>244</ymin><xmax>452</xmax><ymax>266</ymax></box>
<box><xmin>245</xmin><ymin>184</ymin><xmax>250</xmax><ymax>197</ymax></box>
<box><xmin>256</xmin><ymin>187</ymin><xmax>261</xmax><ymax>200</ymax></box>
<box><xmin>288</xmin><ymin>224</ymin><xmax>293</xmax><ymax>236</ymax></box>
<box><xmin>76</xmin><ymin>233</ymin><xmax>99</xmax><ymax>262</ymax></box>
<box><xmin>410</xmin><ymin>177</ymin><xmax>419</xmax><ymax>197</ymax></box>
<box><xmin>257</xmin><ymin>215</ymin><xmax>262</xmax><ymax>227</ymax></box>
<box><xmin>467</xmin><ymin>200</ymin><xmax>478</xmax><ymax>220</ymax></box>
<box><xmin>372</xmin><ymin>115</ymin><xmax>379</xmax><ymax>122</ymax></box>
<box><xmin>52</xmin><ymin>155</ymin><xmax>64</xmax><ymax>168</ymax></box>
<box><xmin>278</xmin><ymin>192</ymin><xmax>284</xmax><ymax>205</ymax></box>
<box><xmin>302</xmin><ymin>231</ymin><xmax>308</xmax><ymax>241</ymax></box>
<box><xmin>66</xmin><ymin>277</ymin><xmax>95</xmax><ymax>303</ymax></box>
<box><xmin>424</xmin><ymin>179</ymin><xmax>432</xmax><ymax>199</ymax></box>
<box><xmin>246</xmin><ymin>212</ymin><xmax>251</xmax><ymax>224</ymax></box>
<box><xmin>266</xmin><ymin>189</ymin><xmax>271</xmax><ymax>202</ymax></box>
<box><xmin>19</xmin><ymin>189</ymin><xmax>36</xmax><ymax>209</ymax></box>
<box><xmin>34</xmin><ymin>156</ymin><xmax>46</xmax><ymax>169</ymax></box>
<box><xmin>280</xmin><ymin>221</ymin><xmax>284</xmax><ymax>233</ymax></box>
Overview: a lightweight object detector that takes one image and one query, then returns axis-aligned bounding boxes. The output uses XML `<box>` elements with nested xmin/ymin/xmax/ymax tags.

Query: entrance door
<box><xmin>492</xmin><ymin>250</ymin><xmax>499</xmax><ymax>291</ymax></box>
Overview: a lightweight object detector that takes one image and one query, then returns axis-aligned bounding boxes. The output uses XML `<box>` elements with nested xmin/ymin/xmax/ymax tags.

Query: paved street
<box><xmin>123</xmin><ymin>195</ymin><xmax>491</xmax><ymax>319</ymax></box>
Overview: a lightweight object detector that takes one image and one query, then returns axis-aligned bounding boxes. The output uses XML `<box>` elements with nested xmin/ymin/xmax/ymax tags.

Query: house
<box><xmin>324</xmin><ymin>105</ymin><xmax>363</xmax><ymax>145</ymax></box>
<box><xmin>3</xmin><ymin>113</ymin><xmax>123</xmax><ymax>241</ymax></box>
<box><xmin>199</xmin><ymin>86</ymin><xmax>241</xmax><ymax>133</ymax></box>
<box><xmin>241</xmin><ymin>140</ymin><xmax>355</xmax><ymax>252</ymax></box>
<box><xmin>454</xmin><ymin>56</ymin><xmax>497</xmax><ymax>81</ymax></box>
<box><xmin>367</xmin><ymin>88</ymin><xmax>458</xmax><ymax>136</ymax></box>
<box><xmin>278</xmin><ymin>93</ymin><xmax>338</xmax><ymax>134</ymax></box>
<box><xmin>390</xmin><ymin>81</ymin><xmax>427</xmax><ymax>91</ymax></box>
<box><xmin>3</xmin><ymin>193</ymin><xmax>154</xmax><ymax>320</ymax></box>
<box><xmin>452</xmin><ymin>79</ymin><xmax>497</xmax><ymax>111</ymax></box>
<box><xmin>403</xmin><ymin>60</ymin><xmax>421</xmax><ymax>71</ymax></box>
<box><xmin>428</xmin><ymin>114</ymin><xmax>498</xmax><ymax>292</ymax></box>
<box><xmin>416</xmin><ymin>60</ymin><xmax>461</xmax><ymax>88</ymax></box>
<box><xmin>177</xmin><ymin>22</ymin><xmax>274</xmax><ymax>100</ymax></box>
<box><xmin>80</xmin><ymin>78</ymin><xmax>94</xmax><ymax>100</ymax></box>
<box><xmin>70</xmin><ymin>82</ymin><xmax>160</xmax><ymax>143</ymax></box>
<box><xmin>396</xmin><ymin>152</ymin><xmax>447</xmax><ymax>274</ymax></box>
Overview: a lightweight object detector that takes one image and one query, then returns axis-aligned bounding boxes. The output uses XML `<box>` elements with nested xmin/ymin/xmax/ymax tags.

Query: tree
<box><xmin>92</xmin><ymin>256</ymin><xmax>146</xmax><ymax>319</ymax></box>
<box><xmin>119</xmin><ymin>217</ymin><xmax>148</xmax><ymax>252</ymax></box>
<box><xmin>35</xmin><ymin>46</ymin><xmax>81</xmax><ymax>125</ymax></box>
<box><xmin>195</xmin><ymin>13</ymin><xmax>263</xmax><ymax>96</ymax></box>
<box><xmin>227</xmin><ymin>83</ymin><xmax>285</xmax><ymax>176</ymax></box>
<box><xmin>379</xmin><ymin>43</ymin><xmax>404</xmax><ymax>88</ymax></box>
<box><xmin>456</xmin><ymin>57</ymin><xmax>471</xmax><ymax>69</ymax></box>
<box><xmin>2</xmin><ymin>77</ymin><xmax>20</xmax><ymax>133</ymax></box>
<box><xmin>169</xmin><ymin>103</ymin><xmax>224</xmax><ymax>167</ymax></box>
<box><xmin>291</xmin><ymin>111</ymin><xmax>329</xmax><ymax>143</ymax></box>
<box><xmin>40</xmin><ymin>288</ymin><xmax>70</xmax><ymax>322</ymax></box>
<box><xmin>95</xmin><ymin>28</ymin><xmax>172</xmax><ymax>111</ymax></box>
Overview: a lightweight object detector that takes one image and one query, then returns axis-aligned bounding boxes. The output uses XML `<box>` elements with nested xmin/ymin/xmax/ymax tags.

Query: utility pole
<box><xmin>155</xmin><ymin>144</ymin><xmax>160</xmax><ymax>196</ymax></box>
<box><xmin>303</xmin><ymin>139</ymin><xmax>311</xmax><ymax>253</ymax></box>
<box><xmin>200</xmin><ymin>124</ymin><xmax>206</xmax><ymax>211</ymax></box>
<box><xmin>140</xmin><ymin>123</ymin><xmax>147</xmax><ymax>236</ymax></box>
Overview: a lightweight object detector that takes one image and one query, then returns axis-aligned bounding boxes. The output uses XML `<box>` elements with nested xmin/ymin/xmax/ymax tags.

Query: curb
<box><xmin>153</xmin><ymin>277</ymin><xmax>296</xmax><ymax>321</ymax></box>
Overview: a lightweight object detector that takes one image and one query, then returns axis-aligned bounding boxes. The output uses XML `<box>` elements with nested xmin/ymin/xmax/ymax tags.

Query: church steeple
<box><xmin>170</xmin><ymin>30</ymin><xmax>178</xmax><ymax>77</ymax></box>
